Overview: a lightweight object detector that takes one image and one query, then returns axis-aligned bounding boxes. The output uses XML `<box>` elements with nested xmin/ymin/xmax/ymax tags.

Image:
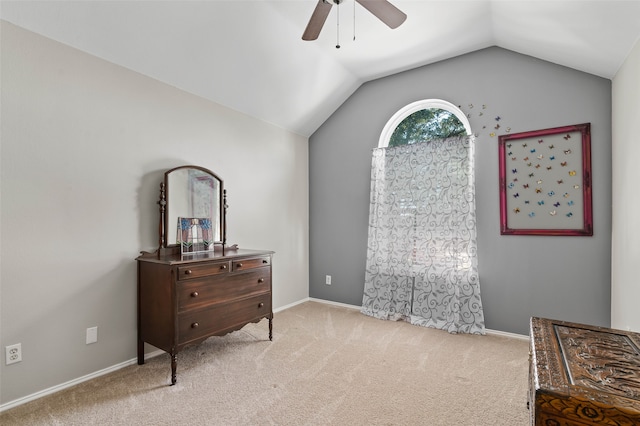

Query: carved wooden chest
<box><xmin>529</xmin><ymin>317</ymin><xmax>640</xmax><ymax>425</ymax></box>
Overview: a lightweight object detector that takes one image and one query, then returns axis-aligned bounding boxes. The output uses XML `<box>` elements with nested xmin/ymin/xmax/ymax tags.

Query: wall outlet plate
<box><xmin>5</xmin><ymin>343</ymin><xmax>22</xmax><ymax>365</ymax></box>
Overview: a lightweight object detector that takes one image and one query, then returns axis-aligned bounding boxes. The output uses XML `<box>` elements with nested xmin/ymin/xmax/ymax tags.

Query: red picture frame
<box><xmin>499</xmin><ymin>123</ymin><xmax>592</xmax><ymax>236</ymax></box>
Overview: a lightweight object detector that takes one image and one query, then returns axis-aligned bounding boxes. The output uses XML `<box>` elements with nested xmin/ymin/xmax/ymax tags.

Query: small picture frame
<box><xmin>177</xmin><ymin>217</ymin><xmax>214</xmax><ymax>254</ymax></box>
<box><xmin>499</xmin><ymin>123</ymin><xmax>592</xmax><ymax>236</ymax></box>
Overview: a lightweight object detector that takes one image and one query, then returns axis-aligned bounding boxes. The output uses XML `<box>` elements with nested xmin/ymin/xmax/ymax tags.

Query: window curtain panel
<box><xmin>361</xmin><ymin>135</ymin><xmax>485</xmax><ymax>335</ymax></box>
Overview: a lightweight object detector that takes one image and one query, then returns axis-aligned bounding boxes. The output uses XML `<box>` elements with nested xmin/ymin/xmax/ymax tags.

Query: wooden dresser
<box><xmin>529</xmin><ymin>317</ymin><xmax>640</xmax><ymax>425</ymax></box>
<box><xmin>137</xmin><ymin>247</ymin><xmax>274</xmax><ymax>385</ymax></box>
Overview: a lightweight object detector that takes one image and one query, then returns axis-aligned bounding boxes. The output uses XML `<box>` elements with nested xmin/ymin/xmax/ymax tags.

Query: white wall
<box><xmin>0</xmin><ymin>21</ymin><xmax>309</xmax><ymax>405</ymax></box>
<box><xmin>612</xmin><ymin>37</ymin><xmax>640</xmax><ymax>332</ymax></box>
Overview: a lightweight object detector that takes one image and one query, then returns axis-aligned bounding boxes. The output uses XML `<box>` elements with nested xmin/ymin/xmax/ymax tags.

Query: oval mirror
<box><xmin>163</xmin><ymin>165</ymin><xmax>224</xmax><ymax>249</ymax></box>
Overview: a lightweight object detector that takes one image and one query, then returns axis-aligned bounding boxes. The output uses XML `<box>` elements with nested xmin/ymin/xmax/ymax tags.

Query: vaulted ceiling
<box><xmin>2</xmin><ymin>1</ymin><xmax>640</xmax><ymax>137</ymax></box>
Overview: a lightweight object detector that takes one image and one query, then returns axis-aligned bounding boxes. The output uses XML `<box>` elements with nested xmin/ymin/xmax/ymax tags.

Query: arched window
<box><xmin>362</xmin><ymin>99</ymin><xmax>485</xmax><ymax>334</ymax></box>
<box><xmin>378</xmin><ymin>99</ymin><xmax>471</xmax><ymax>148</ymax></box>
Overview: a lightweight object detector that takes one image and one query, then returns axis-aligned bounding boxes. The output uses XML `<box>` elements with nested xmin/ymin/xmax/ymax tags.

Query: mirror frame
<box><xmin>158</xmin><ymin>165</ymin><xmax>226</xmax><ymax>253</ymax></box>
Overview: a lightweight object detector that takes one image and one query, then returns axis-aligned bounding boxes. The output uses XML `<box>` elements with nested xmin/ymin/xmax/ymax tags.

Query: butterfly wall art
<box><xmin>457</xmin><ymin>103</ymin><xmax>511</xmax><ymax>138</ymax></box>
<box><xmin>498</xmin><ymin>123</ymin><xmax>592</xmax><ymax>236</ymax></box>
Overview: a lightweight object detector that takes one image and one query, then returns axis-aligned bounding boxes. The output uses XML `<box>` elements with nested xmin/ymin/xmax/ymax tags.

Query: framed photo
<box><xmin>499</xmin><ymin>123</ymin><xmax>592</xmax><ymax>236</ymax></box>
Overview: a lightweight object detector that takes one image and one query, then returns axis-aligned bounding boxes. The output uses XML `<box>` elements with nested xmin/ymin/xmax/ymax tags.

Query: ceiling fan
<box><xmin>302</xmin><ymin>0</ymin><xmax>407</xmax><ymax>41</ymax></box>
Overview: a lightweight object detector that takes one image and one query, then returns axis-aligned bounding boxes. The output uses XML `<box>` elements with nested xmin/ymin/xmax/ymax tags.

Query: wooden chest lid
<box><xmin>530</xmin><ymin>317</ymin><xmax>640</xmax><ymax>416</ymax></box>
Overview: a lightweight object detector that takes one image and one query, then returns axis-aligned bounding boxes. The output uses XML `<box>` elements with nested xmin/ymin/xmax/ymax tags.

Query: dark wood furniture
<box><xmin>137</xmin><ymin>247</ymin><xmax>273</xmax><ymax>385</ymax></box>
<box><xmin>529</xmin><ymin>317</ymin><xmax>640</xmax><ymax>425</ymax></box>
<box><xmin>137</xmin><ymin>165</ymin><xmax>274</xmax><ymax>385</ymax></box>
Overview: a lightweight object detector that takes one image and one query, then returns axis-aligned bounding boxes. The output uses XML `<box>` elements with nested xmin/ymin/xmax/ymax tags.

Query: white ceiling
<box><xmin>2</xmin><ymin>1</ymin><xmax>640</xmax><ymax>137</ymax></box>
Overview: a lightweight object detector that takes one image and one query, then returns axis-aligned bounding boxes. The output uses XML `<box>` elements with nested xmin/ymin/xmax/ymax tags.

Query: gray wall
<box><xmin>309</xmin><ymin>47</ymin><xmax>612</xmax><ymax>335</ymax></box>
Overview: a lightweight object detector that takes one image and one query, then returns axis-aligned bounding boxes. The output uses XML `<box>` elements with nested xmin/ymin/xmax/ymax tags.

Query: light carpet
<box><xmin>1</xmin><ymin>301</ymin><xmax>530</xmax><ymax>425</ymax></box>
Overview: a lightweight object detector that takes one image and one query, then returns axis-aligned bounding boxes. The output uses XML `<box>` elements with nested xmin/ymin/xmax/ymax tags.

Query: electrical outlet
<box><xmin>5</xmin><ymin>343</ymin><xmax>22</xmax><ymax>365</ymax></box>
<box><xmin>86</xmin><ymin>326</ymin><xmax>98</xmax><ymax>344</ymax></box>
<box><xmin>325</xmin><ymin>275</ymin><xmax>332</xmax><ymax>285</ymax></box>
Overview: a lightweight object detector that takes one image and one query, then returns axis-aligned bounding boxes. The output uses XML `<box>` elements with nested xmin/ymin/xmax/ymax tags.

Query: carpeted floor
<box><xmin>1</xmin><ymin>301</ymin><xmax>530</xmax><ymax>425</ymax></box>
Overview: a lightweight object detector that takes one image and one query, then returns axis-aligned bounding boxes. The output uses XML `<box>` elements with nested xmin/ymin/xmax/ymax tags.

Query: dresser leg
<box><xmin>171</xmin><ymin>353</ymin><xmax>177</xmax><ymax>385</ymax></box>
<box><xmin>268</xmin><ymin>314</ymin><xmax>273</xmax><ymax>341</ymax></box>
<box><xmin>137</xmin><ymin>338</ymin><xmax>145</xmax><ymax>365</ymax></box>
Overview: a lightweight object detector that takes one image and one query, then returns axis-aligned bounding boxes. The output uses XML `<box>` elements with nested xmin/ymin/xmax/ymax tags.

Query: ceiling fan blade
<box><xmin>356</xmin><ymin>0</ymin><xmax>407</xmax><ymax>29</ymax></box>
<box><xmin>302</xmin><ymin>0</ymin><xmax>333</xmax><ymax>41</ymax></box>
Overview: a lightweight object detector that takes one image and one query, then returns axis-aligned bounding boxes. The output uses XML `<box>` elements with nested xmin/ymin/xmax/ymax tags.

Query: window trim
<box><xmin>378</xmin><ymin>99</ymin><xmax>472</xmax><ymax>148</ymax></box>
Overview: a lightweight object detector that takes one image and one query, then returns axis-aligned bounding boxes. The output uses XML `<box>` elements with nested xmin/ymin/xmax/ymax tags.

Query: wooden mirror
<box><xmin>158</xmin><ymin>165</ymin><xmax>226</xmax><ymax>252</ymax></box>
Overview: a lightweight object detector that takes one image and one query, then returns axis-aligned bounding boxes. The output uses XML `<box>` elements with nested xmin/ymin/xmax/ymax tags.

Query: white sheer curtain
<box><xmin>361</xmin><ymin>135</ymin><xmax>485</xmax><ymax>334</ymax></box>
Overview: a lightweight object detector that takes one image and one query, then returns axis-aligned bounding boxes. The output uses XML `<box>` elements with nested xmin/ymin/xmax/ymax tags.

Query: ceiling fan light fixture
<box><xmin>302</xmin><ymin>0</ymin><xmax>406</xmax><ymax>43</ymax></box>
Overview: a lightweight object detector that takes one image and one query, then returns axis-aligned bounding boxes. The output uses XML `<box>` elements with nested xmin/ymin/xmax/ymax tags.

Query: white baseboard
<box><xmin>1</xmin><ymin>299</ymin><xmax>311</xmax><ymax>411</ymax></box>
<box><xmin>1</xmin><ymin>297</ymin><xmax>527</xmax><ymax>412</ymax></box>
<box><xmin>0</xmin><ymin>301</ymin><xmax>311</xmax><ymax>412</ymax></box>
<box><xmin>309</xmin><ymin>297</ymin><xmax>530</xmax><ymax>340</ymax></box>
<box><xmin>275</xmin><ymin>296</ymin><xmax>362</xmax><ymax>313</ymax></box>
<box><xmin>485</xmin><ymin>328</ymin><xmax>529</xmax><ymax>341</ymax></box>
<box><xmin>308</xmin><ymin>297</ymin><xmax>362</xmax><ymax>310</ymax></box>
<box><xmin>273</xmin><ymin>297</ymin><xmax>310</xmax><ymax>313</ymax></box>
<box><xmin>0</xmin><ymin>350</ymin><xmax>164</xmax><ymax>413</ymax></box>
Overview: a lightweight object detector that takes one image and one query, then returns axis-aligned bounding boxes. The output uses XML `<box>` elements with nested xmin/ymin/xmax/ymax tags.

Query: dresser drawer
<box><xmin>177</xmin><ymin>261</ymin><xmax>230</xmax><ymax>280</ymax></box>
<box><xmin>232</xmin><ymin>256</ymin><xmax>271</xmax><ymax>272</ymax></box>
<box><xmin>177</xmin><ymin>268</ymin><xmax>271</xmax><ymax>312</ymax></box>
<box><xmin>178</xmin><ymin>294</ymin><xmax>271</xmax><ymax>344</ymax></box>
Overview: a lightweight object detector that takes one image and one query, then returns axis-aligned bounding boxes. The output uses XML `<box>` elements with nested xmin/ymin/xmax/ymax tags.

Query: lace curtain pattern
<box><xmin>361</xmin><ymin>135</ymin><xmax>485</xmax><ymax>335</ymax></box>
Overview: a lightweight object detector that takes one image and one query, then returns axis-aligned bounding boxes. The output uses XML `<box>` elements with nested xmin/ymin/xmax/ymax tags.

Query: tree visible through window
<box><xmin>388</xmin><ymin>108</ymin><xmax>466</xmax><ymax>147</ymax></box>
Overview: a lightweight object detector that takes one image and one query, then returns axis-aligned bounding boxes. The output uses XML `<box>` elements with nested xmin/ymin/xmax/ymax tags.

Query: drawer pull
<box><xmin>258</xmin><ymin>278</ymin><xmax>265</xmax><ymax>283</ymax></box>
<box><xmin>185</xmin><ymin>269</ymin><xmax>192</xmax><ymax>275</ymax></box>
<box><xmin>262</xmin><ymin>259</ymin><xmax>268</xmax><ymax>264</ymax></box>
<box><xmin>237</xmin><ymin>263</ymin><xmax>243</xmax><ymax>268</ymax></box>
<box><xmin>191</xmin><ymin>291</ymin><xmax>199</xmax><ymax>298</ymax></box>
<box><xmin>191</xmin><ymin>322</ymin><xmax>199</xmax><ymax>328</ymax></box>
<box><xmin>258</xmin><ymin>302</ymin><xmax>264</xmax><ymax>308</ymax></box>
<box><xmin>220</xmin><ymin>264</ymin><xmax>227</xmax><ymax>270</ymax></box>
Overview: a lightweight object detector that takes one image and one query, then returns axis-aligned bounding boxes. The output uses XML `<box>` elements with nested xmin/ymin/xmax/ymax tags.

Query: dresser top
<box><xmin>530</xmin><ymin>316</ymin><xmax>640</xmax><ymax>412</ymax></box>
<box><xmin>137</xmin><ymin>247</ymin><xmax>274</xmax><ymax>265</ymax></box>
